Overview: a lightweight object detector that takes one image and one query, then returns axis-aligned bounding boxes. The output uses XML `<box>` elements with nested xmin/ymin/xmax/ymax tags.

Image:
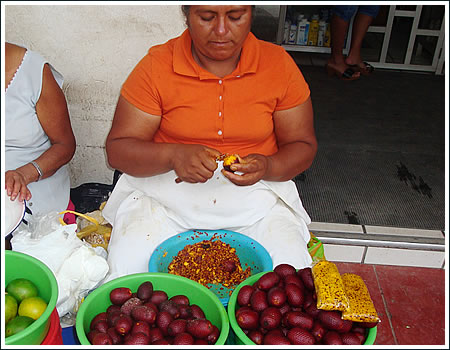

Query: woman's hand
<box><xmin>5</xmin><ymin>169</ymin><xmax>32</xmax><ymax>202</ymax></box>
<box><xmin>221</xmin><ymin>153</ymin><xmax>270</xmax><ymax>186</ymax></box>
<box><xmin>172</xmin><ymin>144</ymin><xmax>221</xmax><ymax>183</ymax></box>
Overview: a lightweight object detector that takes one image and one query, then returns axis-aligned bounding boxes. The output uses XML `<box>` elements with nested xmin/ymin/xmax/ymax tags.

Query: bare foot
<box><xmin>345</xmin><ymin>57</ymin><xmax>374</xmax><ymax>75</ymax></box>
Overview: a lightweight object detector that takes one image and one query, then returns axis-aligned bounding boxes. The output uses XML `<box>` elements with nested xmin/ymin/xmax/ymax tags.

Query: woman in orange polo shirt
<box><xmin>102</xmin><ymin>5</ymin><xmax>317</xmax><ymax>281</ymax></box>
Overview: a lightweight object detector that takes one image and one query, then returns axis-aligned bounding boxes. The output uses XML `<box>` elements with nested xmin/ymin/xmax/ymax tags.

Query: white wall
<box><xmin>4</xmin><ymin>4</ymin><xmax>186</xmax><ymax>187</ymax></box>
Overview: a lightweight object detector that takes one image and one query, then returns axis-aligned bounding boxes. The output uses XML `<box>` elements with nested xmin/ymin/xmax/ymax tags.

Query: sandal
<box><xmin>326</xmin><ymin>63</ymin><xmax>360</xmax><ymax>81</ymax></box>
<box><xmin>348</xmin><ymin>61</ymin><xmax>375</xmax><ymax>75</ymax></box>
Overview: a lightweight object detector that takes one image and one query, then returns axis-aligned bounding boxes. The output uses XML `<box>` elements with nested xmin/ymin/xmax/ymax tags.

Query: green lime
<box><xmin>5</xmin><ymin>294</ymin><xmax>18</xmax><ymax>324</ymax></box>
<box><xmin>5</xmin><ymin>315</ymin><xmax>35</xmax><ymax>337</ymax></box>
<box><xmin>6</xmin><ymin>278</ymin><xmax>38</xmax><ymax>303</ymax></box>
<box><xmin>18</xmin><ymin>296</ymin><xmax>48</xmax><ymax>320</ymax></box>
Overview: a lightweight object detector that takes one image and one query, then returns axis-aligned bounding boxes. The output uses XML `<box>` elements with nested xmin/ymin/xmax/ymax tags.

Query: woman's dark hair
<box><xmin>181</xmin><ymin>5</ymin><xmax>255</xmax><ymax>26</ymax></box>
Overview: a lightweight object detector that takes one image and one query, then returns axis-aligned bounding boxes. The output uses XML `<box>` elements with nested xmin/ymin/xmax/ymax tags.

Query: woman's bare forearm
<box><xmin>106</xmin><ymin>138</ymin><xmax>179</xmax><ymax>177</ymax></box>
<box><xmin>32</xmin><ymin>142</ymin><xmax>75</xmax><ymax>181</ymax></box>
<box><xmin>263</xmin><ymin>140</ymin><xmax>317</xmax><ymax>182</ymax></box>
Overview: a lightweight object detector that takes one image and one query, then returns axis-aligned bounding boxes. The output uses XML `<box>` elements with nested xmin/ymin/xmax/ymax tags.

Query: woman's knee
<box><xmin>358</xmin><ymin>5</ymin><xmax>381</xmax><ymax>19</ymax></box>
<box><xmin>332</xmin><ymin>5</ymin><xmax>358</xmax><ymax>22</ymax></box>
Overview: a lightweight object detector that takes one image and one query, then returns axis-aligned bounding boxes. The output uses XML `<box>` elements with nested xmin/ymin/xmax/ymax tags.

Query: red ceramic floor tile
<box><xmin>334</xmin><ymin>262</ymin><xmax>396</xmax><ymax>345</ymax></box>
<box><xmin>375</xmin><ymin>265</ymin><xmax>445</xmax><ymax>345</ymax></box>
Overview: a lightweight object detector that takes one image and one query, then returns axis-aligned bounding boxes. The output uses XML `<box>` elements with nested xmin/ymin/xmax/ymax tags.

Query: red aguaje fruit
<box><xmin>156</xmin><ymin>311</ymin><xmax>173</xmax><ymax>336</ymax></box>
<box><xmin>169</xmin><ymin>294</ymin><xmax>190</xmax><ymax>305</ymax></box>
<box><xmin>149</xmin><ymin>290</ymin><xmax>168</xmax><ymax>306</ymax></box>
<box><xmin>285</xmin><ymin>283</ymin><xmax>304</xmax><ymax>307</ymax></box>
<box><xmin>263</xmin><ymin>331</ymin><xmax>291</xmax><ymax>345</ymax></box>
<box><xmin>90</xmin><ymin>312</ymin><xmax>107</xmax><ymax>330</ymax></box>
<box><xmin>123</xmin><ymin>332</ymin><xmax>150</xmax><ymax>345</ymax></box>
<box><xmin>341</xmin><ymin>332</ymin><xmax>363</xmax><ymax>345</ymax></box>
<box><xmin>136</xmin><ymin>281</ymin><xmax>153</xmax><ymax>301</ymax></box>
<box><xmin>190</xmin><ymin>304</ymin><xmax>206</xmax><ymax>319</ymax></box>
<box><xmin>167</xmin><ymin>319</ymin><xmax>187</xmax><ymax>336</ymax></box>
<box><xmin>237</xmin><ymin>285</ymin><xmax>255</xmax><ymax>306</ymax></box>
<box><xmin>257</xmin><ymin>272</ymin><xmax>280</xmax><ymax>290</ymax></box>
<box><xmin>131</xmin><ymin>321</ymin><xmax>151</xmax><ymax>337</ymax></box>
<box><xmin>297</xmin><ymin>267</ymin><xmax>315</xmax><ymax>291</ymax></box>
<box><xmin>120</xmin><ymin>297</ymin><xmax>143</xmax><ymax>316</ymax></box>
<box><xmin>206</xmin><ymin>325</ymin><xmax>220</xmax><ymax>344</ymax></box>
<box><xmin>109</xmin><ymin>287</ymin><xmax>132</xmax><ymax>306</ymax></box>
<box><xmin>248</xmin><ymin>330</ymin><xmax>264</xmax><ymax>345</ymax></box>
<box><xmin>92</xmin><ymin>332</ymin><xmax>113</xmax><ymax>345</ymax></box>
<box><xmin>186</xmin><ymin>318</ymin><xmax>214</xmax><ymax>339</ymax></box>
<box><xmin>273</xmin><ymin>263</ymin><xmax>297</xmax><ymax>278</ymax></box>
<box><xmin>287</xmin><ymin>327</ymin><xmax>316</xmax><ymax>345</ymax></box>
<box><xmin>106</xmin><ymin>327</ymin><xmax>122</xmax><ymax>345</ymax></box>
<box><xmin>323</xmin><ymin>331</ymin><xmax>344</xmax><ymax>345</ymax></box>
<box><xmin>236</xmin><ymin>308</ymin><xmax>259</xmax><ymax>330</ymax></box>
<box><xmin>250</xmin><ymin>289</ymin><xmax>268</xmax><ymax>312</ymax></box>
<box><xmin>318</xmin><ymin>310</ymin><xmax>345</xmax><ymax>331</ymax></box>
<box><xmin>284</xmin><ymin>311</ymin><xmax>314</xmax><ymax>330</ymax></box>
<box><xmin>114</xmin><ymin>314</ymin><xmax>133</xmax><ymax>335</ymax></box>
<box><xmin>173</xmin><ymin>332</ymin><xmax>194</xmax><ymax>345</ymax></box>
<box><xmin>267</xmin><ymin>287</ymin><xmax>287</xmax><ymax>307</ymax></box>
<box><xmin>311</xmin><ymin>321</ymin><xmax>326</xmax><ymax>342</ymax></box>
<box><xmin>259</xmin><ymin>307</ymin><xmax>282</xmax><ymax>330</ymax></box>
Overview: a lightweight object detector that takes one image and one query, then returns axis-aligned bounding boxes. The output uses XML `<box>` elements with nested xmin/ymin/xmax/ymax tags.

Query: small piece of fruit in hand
<box><xmin>223</xmin><ymin>154</ymin><xmax>241</xmax><ymax>172</ymax></box>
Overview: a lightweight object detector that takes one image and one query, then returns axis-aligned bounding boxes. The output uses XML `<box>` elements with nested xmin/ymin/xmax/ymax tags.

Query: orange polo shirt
<box><xmin>121</xmin><ymin>29</ymin><xmax>310</xmax><ymax>157</ymax></box>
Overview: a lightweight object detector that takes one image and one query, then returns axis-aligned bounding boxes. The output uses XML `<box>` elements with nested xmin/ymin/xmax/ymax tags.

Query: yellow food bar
<box><xmin>312</xmin><ymin>260</ymin><xmax>350</xmax><ymax>311</ymax></box>
<box><xmin>341</xmin><ymin>273</ymin><xmax>380</xmax><ymax>323</ymax></box>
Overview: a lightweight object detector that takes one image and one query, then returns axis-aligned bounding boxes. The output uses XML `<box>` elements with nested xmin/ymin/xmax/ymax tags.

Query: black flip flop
<box><xmin>342</xmin><ymin>67</ymin><xmax>359</xmax><ymax>80</ymax></box>
<box><xmin>326</xmin><ymin>64</ymin><xmax>359</xmax><ymax>81</ymax></box>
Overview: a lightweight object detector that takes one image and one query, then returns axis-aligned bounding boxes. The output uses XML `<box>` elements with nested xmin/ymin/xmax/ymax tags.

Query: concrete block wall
<box><xmin>4</xmin><ymin>4</ymin><xmax>186</xmax><ymax>187</ymax></box>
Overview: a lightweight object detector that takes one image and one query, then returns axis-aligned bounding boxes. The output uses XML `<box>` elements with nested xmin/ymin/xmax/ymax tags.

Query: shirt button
<box><xmin>219</xmin><ymin>80</ymin><xmax>223</xmax><ymax>84</ymax></box>
<box><xmin>219</xmin><ymin>96</ymin><xmax>222</xmax><ymax>100</ymax></box>
<box><xmin>219</xmin><ymin>112</ymin><xmax>222</xmax><ymax>117</ymax></box>
<box><xmin>218</xmin><ymin>130</ymin><xmax>223</xmax><ymax>135</ymax></box>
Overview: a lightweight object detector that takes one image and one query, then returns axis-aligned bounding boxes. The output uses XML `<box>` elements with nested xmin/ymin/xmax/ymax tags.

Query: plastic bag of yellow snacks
<box><xmin>312</xmin><ymin>260</ymin><xmax>350</xmax><ymax>311</ymax></box>
<box><xmin>341</xmin><ymin>273</ymin><xmax>380</xmax><ymax>323</ymax></box>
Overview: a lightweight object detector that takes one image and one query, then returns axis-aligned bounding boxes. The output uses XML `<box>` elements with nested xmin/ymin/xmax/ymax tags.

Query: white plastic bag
<box><xmin>10</xmin><ymin>211</ymin><xmax>109</xmax><ymax>320</ymax></box>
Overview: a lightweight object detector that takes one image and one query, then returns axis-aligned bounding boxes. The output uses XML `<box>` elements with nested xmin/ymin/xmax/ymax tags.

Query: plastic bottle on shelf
<box><xmin>317</xmin><ymin>20</ymin><xmax>327</xmax><ymax>47</ymax></box>
<box><xmin>283</xmin><ymin>19</ymin><xmax>291</xmax><ymax>44</ymax></box>
<box><xmin>319</xmin><ymin>8</ymin><xmax>330</xmax><ymax>23</ymax></box>
<box><xmin>324</xmin><ymin>22</ymin><xmax>331</xmax><ymax>47</ymax></box>
<box><xmin>308</xmin><ymin>14</ymin><xmax>320</xmax><ymax>46</ymax></box>
<box><xmin>288</xmin><ymin>22</ymin><xmax>298</xmax><ymax>44</ymax></box>
<box><xmin>296</xmin><ymin>18</ymin><xmax>310</xmax><ymax>46</ymax></box>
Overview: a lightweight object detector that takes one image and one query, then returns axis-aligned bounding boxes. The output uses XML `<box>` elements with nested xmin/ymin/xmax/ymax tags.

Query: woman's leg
<box><xmin>345</xmin><ymin>13</ymin><xmax>376</xmax><ymax>67</ymax></box>
<box><xmin>327</xmin><ymin>6</ymin><xmax>360</xmax><ymax>79</ymax></box>
<box><xmin>103</xmin><ymin>193</ymin><xmax>186</xmax><ymax>283</ymax></box>
<box><xmin>236</xmin><ymin>201</ymin><xmax>312</xmax><ymax>269</ymax></box>
<box><xmin>345</xmin><ymin>6</ymin><xmax>380</xmax><ymax>69</ymax></box>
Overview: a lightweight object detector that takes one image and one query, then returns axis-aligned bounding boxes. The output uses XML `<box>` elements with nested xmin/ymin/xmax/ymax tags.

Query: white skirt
<box><xmin>102</xmin><ymin>163</ymin><xmax>312</xmax><ymax>282</ymax></box>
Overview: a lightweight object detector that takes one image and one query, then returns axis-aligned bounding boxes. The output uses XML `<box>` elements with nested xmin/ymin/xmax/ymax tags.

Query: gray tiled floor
<box><xmin>290</xmin><ymin>53</ymin><xmax>445</xmax><ymax>231</ymax></box>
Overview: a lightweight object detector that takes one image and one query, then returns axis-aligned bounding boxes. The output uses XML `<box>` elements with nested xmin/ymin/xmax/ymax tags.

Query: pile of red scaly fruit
<box><xmin>235</xmin><ymin>264</ymin><xmax>377</xmax><ymax>345</ymax></box>
<box><xmin>87</xmin><ymin>281</ymin><xmax>220</xmax><ymax>345</ymax></box>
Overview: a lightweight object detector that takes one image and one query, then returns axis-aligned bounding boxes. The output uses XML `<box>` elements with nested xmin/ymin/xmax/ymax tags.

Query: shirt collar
<box><xmin>173</xmin><ymin>29</ymin><xmax>260</xmax><ymax>80</ymax></box>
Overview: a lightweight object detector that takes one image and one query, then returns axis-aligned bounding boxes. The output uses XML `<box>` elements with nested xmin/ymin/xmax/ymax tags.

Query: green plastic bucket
<box><xmin>228</xmin><ymin>271</ymin><xmax>377</xmax><ymax>345</ymax></box>
<box><xmin>5</xmin><ymin>250</ymin><xmax>59</xmax><ymax>345</ymax></box>
<box><xmin>148</xmin><ymin>229</ymin><xmax>273</xmax><ymax>307</ymax></box>
<box><xmin>75</xmin><ymin>272</ymin><xmax>230</xmax><ymax>345</ymax></box>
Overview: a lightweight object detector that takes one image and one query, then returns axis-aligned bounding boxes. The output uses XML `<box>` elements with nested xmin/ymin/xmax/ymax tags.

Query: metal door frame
<box><xmin>366</xmin><ymin>5</ymin><xmax>445</xmax><ymax>74</ymax></box>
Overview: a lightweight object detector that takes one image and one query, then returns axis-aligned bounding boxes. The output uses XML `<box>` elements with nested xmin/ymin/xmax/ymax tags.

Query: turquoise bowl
<box><xmin>148</xmin><ymin>229</ymin><xmax>273</xmax><ymax>306</ymax></box>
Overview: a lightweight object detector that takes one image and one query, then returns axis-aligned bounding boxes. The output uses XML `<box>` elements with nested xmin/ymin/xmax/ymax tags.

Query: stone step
<box><xmin>308</xmin><ymin>222</ymin><xmax>445</xmax><ymax>268</ymax></box>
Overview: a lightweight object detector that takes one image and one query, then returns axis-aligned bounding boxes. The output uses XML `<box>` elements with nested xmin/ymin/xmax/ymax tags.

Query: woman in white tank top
<box><xmin>4</xmin><ymin>42</ymin><xmax>76</xmax><ymax>218</ymax></box>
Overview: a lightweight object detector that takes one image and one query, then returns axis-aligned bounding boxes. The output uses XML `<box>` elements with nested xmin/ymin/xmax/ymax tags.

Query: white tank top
<box><xmin>5</xmin><ymin>49</ymin><xmax>71</xmax><ymax>216</ymax></box>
